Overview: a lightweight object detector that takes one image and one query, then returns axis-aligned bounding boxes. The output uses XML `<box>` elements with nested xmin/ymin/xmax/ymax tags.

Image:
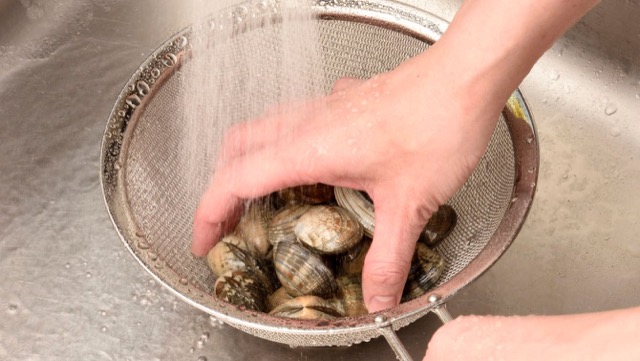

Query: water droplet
<box><xmin>8</xmin><ymin>304</ymin><xmax>19</xmax><ymax>313</ymax></box>
<box><xmin>100</xmin><ymin>326</ymin><xmax>108</xmax><ymax>333</ymax></box>
<box><xmin>511</xmin><ymin>196</ymin><xmax>518</xmax><ymax>203</ymax></box>
<box><xmin>86</xmin><ymin>272</ymin><xmax>92</xmax><ymax>278</ymax></box>
<box><xmin>64</xmin><ymin>262</ymin><xmax>71</xmax><ymax>269</ymax></box>
<box><xmin>197</xmin><ymin>357</ymin><xmax>208</xmax><ymax>361</ymax></box>
<box><xmin>160</xmin><ymin>306</ymin><xmax>165</xmax><ymax>311</ymax></box>
<box><xmin>99</xmin><ymin>310</ymin><xmax>107</xmax><ymax>316</ymax></box>
<box><xmin>609</xmin><ymin>127</ymin><xmax>621</xmax><ymax>137</ymax></box>
<box><xmin>635</xmin><ymin>93</ymin><xmax>639</xmax><ymax>100</ymax></box>
<box><xmin>196</xmin><ymin>340</ymin><xmax>204</xmax><ymax>348</ymax></box>
<box><xmin>200</xmin><ymin>332</ymin><xmax>210</xmax><ymax>341</ymax></box>
<box><xmin>176</xmin><ymin>35</ymin><xmax>188</xmax><ymax>49</ymax></box>
<box><xmin>549</xmin><ymin>69</ymin><xmax>560</xmax><ymax>81</ymax></box>
<box><xmin>125</xmin><ymin>94</ymin><xmax>142</xmax><ymax>109</ymax></box>
<box><xmin>189</xmin><ymin>347</ymin><xmax>195</xmax><ymax>354</ymax></box>
<box><xmin>604</xmin><ymin>103</ymin><xmax>618</xmax><ymax>116</ymax></box>
<box><xmin>136</xmin><ymin>321</ymin><xmax>142</xmax><ymax>326</ymax></box>
<box><xmin>179</xmin><ymin>277</ymin><xmax>189</xmax><ymax>285</ymax></box>
<box><xmin>162</xmin><ymin>52</ymin><xmax>178</xmax><ymax>67</ymax></box>
<box><xmin>136</xmin><ymin>81</ymin><xmax>150</xmax><ymax>97</ymax></box>
<box><xmin>151</xmin><ymin>68</ymin><xmax>161</xmax><ymax>78</ymax></box>
<box><xmin>527</xmin><ymin>167</ymin><xmax>535</xmax><ymax>174</ymax></box>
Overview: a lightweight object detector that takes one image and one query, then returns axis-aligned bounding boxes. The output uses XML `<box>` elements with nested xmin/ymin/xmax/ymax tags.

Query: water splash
<box><xmin>604</xmin><ymin>102</ymin><xmax>618</xmax><ymax>116</ymax></box>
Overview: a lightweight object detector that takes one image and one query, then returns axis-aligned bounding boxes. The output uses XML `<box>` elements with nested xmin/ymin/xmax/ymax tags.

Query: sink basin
<box><xmin>1</xmin><ymin>0</ymin><xmax>638</xmax><ymax>360</ymax></box>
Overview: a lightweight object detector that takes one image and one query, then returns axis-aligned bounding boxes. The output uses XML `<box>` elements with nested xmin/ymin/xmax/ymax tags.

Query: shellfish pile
<box><xmin>207</xmin><ymin>184</ymin><xmax>457</xmax><ymax>320</ymax></box>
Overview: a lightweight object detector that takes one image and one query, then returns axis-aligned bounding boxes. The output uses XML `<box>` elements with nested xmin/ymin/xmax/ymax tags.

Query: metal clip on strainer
<box><xmin>100</xmin><ymin>1</ymin><xmax>539</xmax><ymax>360</ymax></box>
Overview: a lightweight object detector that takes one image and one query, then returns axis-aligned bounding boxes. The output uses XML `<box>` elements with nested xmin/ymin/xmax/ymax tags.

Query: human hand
<box><xmin>423</xmin><ymin>307</ymin><xmax>640</xmax><ymax>361</ymax></box>
<box><xmin>191</xmin><ymin>42</ymin><xmax>506</xmax><ymax>312</ymax></box>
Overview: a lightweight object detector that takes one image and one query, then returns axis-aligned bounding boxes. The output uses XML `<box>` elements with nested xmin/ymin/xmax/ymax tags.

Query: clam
<box><xmin>334</xmin><ymin>187</ymin><xmax>375</xmax><ymax>237</ymax></box>
<box><xmin>206</xmin><ymin>235</ymin><xmax>253</xmax><ymax>277</ymax></box>
<box><xmin>267</xmin><ymin>204</ymin><xmax>312</xmax><ymax>246</ymax></box>
<box><xmin>266</xmin><ymin>287</ymin><xmax>295</xmax><ymax>311</ymax></box>
<box><xmin>278</xmin><ymin>183</ymin><xmax>335</xmax><ymax>205</ymax></box>
<box><xmin>214</xmin><ymin>270</ymin><xmax>267</xmax><ymax>312</ymax></box>
<box><xmin>269</xmin><ymin>295</ymin><xmax>343</xmax><ymax>320</ymax></box>
<box><xmin>206</xmin><ymin>235</ymin><xmax>276</xmax><ymax>293</ymax></box>
<box><xmin>295</xmin><ymin>205</ymin><xmax>363</xmax><ymax>255</ymax></box>
<box><xmin>339</xmin><ymin>238</ymin><xmax>371</xmax><ymax>276</ymax></box>
<box><xmin>420</xmin><ymin>204</ymin><xmax>457</xmax><ymax>247</ymax></box>
<box><xmin>234</xmin><ymin>199</ymin><xmax>274</xmax><ymax>257</ymax></box>
<box><xmin>334</xmin><ymin>274</ymin><xmax>368</xmax><ymax>317</ymax></box>
<box><xmin>335</xmin><ymin>187</ymin><xmax>457</xmax><ymax>245</ymax></box>
<box><xmin>401</xmin><ymin>243</ymin><xmax>445</xmax><ymax>302</ymax></box>
<box><xmin>273</xmin><ymin>240</ymin><xmax>337</xmax><ymax>298</ymax></box>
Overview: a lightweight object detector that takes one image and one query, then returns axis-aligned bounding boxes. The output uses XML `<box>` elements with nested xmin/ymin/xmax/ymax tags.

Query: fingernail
<box><xmin>368</xmin><ymin>296</ymin><xmax>398</xmax><ymax>313</ymax></box>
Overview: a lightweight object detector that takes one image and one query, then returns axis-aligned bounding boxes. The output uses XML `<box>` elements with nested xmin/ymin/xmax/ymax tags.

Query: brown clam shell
<box><xmin>278</xmin><ymin>183</ymin><xmax>335</xmax><ymax>205</ymax></box>
<box><xmin>266</xmin><ymin>287</ymin><xmax>295</xmax><ymax>312</ymax></box>
<box><xmin>295</xmin><ymin>205</ymin><xmax>364</xmax><ymax>255</ymax></box>
<box><xmin>269</xmin><ymin>295</ymin><xmax>343</xmax><ymax>320</ymax></box>
<box><xmin>334</xmin><ymin>274</ymin><xmax>368</xmax><ymax>317</ymax></box>
<box><xmin>234</xmin><ymin>199</ymin><xmax>275</xmax><ymax>257</ymax></box>
<box><xmin>420</xmin><ymin>204</ymin><xmax>458</xmax><ymax>246</ymax></box>
<box><xmin>401</xmin><ymin>243</ymin><xmax>445</xmax><ymax>302</ymax></box>
<box><xmin>267</xmin><ymin>204</ymin><xmax>312</xmax><ymax>246</ymax></box>
<box><xmin>339</xmin><ymin>238</ymin><xmax>371</xmax><ymax>276</ymax></box>
<box><xmin>206</xmin><ymin>235</ymin><xmax>276</xmax><ymax>293</ymax></box>
<box><xmin>214</xmin><ymin>270</ymin><xmax>267</xmax><ymax>312</ymax></box>
<box><xmin>273</xmin><ymin>240</ymin><xmax>337</xmax><ymax>298</ymax></box>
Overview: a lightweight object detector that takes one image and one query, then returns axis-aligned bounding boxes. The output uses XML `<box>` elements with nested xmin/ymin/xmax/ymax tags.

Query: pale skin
<box><xmin>192</xmin><ymin>0</ymin><xmax>640</xmax><ymax>359</ymax></box>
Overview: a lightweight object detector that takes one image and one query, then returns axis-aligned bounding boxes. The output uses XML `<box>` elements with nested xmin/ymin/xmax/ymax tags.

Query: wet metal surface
<box><xmin>1</xmin><ymin>0</ymin><xmax>639</xmax><ymax>360</ymax></box>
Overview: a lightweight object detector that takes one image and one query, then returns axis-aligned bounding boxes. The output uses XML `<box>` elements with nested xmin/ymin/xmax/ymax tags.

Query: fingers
<box><xmin>362</xmin><ymin>192</ymin><xmax>431</xmax><ymax>312</ymax></box>
<box><xmin>193</xmin><ymin>76</ymin><xmax>366</xmax><ymax>258</ymax></box>
<box><xmin>218</xmin><ymin>109</ymin><xmax>302</xmax><ymax>163</ymax></box>
<box><xmin>219</xmin><ymin>77</ymin><xmax>363</xmax><ymax>162</ymax></box>
<box><xmin>191</xmin><ymin>185</ymin><xmax>243</xmax><ymax>256</ymax></box>
<box><xmin>192</xmin><ymin>135</ymin><xmax>354</xmax><ymax>257</ymax></box>
<box><xmin>331</xmin><ymin>77</ymin><xmax>364</xmax><ymax>93</ymax></box>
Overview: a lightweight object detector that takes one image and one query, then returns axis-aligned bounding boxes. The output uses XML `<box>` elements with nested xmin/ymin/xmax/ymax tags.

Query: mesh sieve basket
<box><xmin>100</xmin><ymin>1</ymin><xmax>539</xmax><ymax>359</ymax></box>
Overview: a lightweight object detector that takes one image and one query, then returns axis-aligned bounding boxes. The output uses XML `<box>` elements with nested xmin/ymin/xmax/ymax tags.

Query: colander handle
<box><xmin>376</xmin><ymin>295</ymin><xmax>453</xmax><ymax>361</ymax></box>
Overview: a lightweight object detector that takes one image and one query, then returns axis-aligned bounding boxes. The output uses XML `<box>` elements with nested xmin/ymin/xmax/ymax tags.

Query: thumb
<box><xmin>362</xmin><ymin>195</ymin><xmax>430</xmax><ymax>313</ymax></box>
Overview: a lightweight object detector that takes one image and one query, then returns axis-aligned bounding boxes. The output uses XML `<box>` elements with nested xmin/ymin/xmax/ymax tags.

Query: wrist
<box><xmin>408</xmin><ymin>0</ymin><xmax>601</xmax><ymax>117</ymax></box>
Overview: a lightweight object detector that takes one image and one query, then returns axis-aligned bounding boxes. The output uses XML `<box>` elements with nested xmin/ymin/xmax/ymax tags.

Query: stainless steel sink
<box><xmin>1</xmin><ymin>0</ymin><xmax>639</xmax><ymax>360</ymax></box>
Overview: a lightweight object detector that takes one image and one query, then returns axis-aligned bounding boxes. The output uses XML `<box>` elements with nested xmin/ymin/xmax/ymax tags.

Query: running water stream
<box><xmin>180</xmin><ymin>0</ymin><xmax>328</xmax><ymax>198</ymax></box>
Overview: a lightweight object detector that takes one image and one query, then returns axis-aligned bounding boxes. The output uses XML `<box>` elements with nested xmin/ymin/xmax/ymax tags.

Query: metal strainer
<box><xmin>100</xmin><ymin>1</ymin><xmax>539</xmax><ymax>360</ymax></box>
